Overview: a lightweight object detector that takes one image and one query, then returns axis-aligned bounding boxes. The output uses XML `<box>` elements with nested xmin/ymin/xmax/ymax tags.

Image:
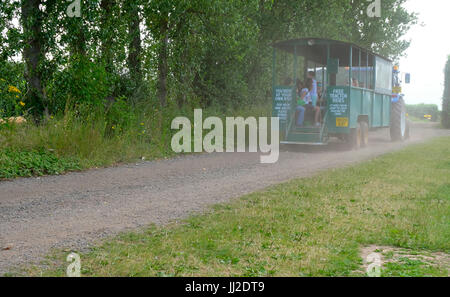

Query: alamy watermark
<box><xmin>367</xmin><ymin>0</ymin><xmax>381</xmax><ymax>18</ymax></box>
<box><xmin>66</xmin><ymin>252</ymin><xmax>81</xmax><ymax>277</ymax></box>
<box><xmin>67</xmin><ymin>0</ymin><xmax>81</xmax><ymax>18</ymax></box>
<box><xmin>366</xmin><ymin>252</ymin><xmax>382</xmax><ymax>277</ymax></box>
<box><xmin>66</xmin><ymin>1</ymin><xmax>379</xmax><ymax>19</ymax></box>
<box><xmin>171</xmin><ymin>110</ymin><xmax>280</xmax><ymax>164</ymax></box>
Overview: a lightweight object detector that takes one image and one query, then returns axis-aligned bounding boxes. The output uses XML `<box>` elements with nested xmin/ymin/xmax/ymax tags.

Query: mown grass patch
<box><xmin>24</xmin><ymin>137</ymin><xmax>450</xmax><ymax>277</ymax></box>
<box><xmin>382</xmin><ymin>256</ymin><xmax>447</xmax><ymax>277</ymax></box>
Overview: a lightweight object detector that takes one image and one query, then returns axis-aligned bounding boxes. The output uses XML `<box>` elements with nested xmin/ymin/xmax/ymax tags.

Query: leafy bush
<box><xmin>0</xmin><ymin>81</ymin><xmax>26</xmax><ymax>118</ymax></box>
<box><xmin>0</xmin><ymin>61</ymin><xmax>26</xmax><ymax>89</ymax></box>
<box><xmin>0</xmin><ymin>149</ymin><xmax>80</xmax><ymax>179</ymax></box>
<box><xmin>47</xmin><ymin>56</ymin><xmax>111</xmax><ymax>114</ymax></box>
<box><xmin>0</xmin><ymin>62</ymin><xmax>27</xmax><ymax>118</ymax></box>
<box><xmin>104</xmin><ymin>96</ymin><xmax>138</xmax><ymax>136</ymax></box>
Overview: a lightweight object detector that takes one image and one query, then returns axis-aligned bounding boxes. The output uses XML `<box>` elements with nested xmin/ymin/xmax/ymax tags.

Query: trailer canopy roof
<box><xmin>272</xmin><ymin>38</ymin><xmax>392</xmax><ymax>67</ymax></box>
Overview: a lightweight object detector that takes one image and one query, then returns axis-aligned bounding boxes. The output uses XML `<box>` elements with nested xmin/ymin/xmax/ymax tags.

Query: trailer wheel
<box><xmin>390</xmin><ymin>98</ymin><xmax>407</xmax><ymax>141</ymax></box>
<box><xmin>361</xmin><ymin>121</ymin><xmax>369</xmax><ymax>147</ymax></box>
<box><xmin>348</xmin><ymin>122</ymin><xmax>362</xmax><ymax>150</ymax></box>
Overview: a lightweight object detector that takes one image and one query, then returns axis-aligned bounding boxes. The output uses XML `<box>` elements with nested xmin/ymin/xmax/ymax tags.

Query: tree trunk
<box><xmin>72</xmin><ymin>25</ymin><xmax>87</xmax><ymax>57</ymax></box>
<box><xmin>157</xmin><ymin>20</ymin><xmax>169</xmax><ymax>107</ymax></box>
<box><xmin>100</xmin><ymin>0</ymin><xmax>114</xmax><ymax>73</ymax></box>
<box><xmin>21</xmin><ymin>0</ymin><xmax>47</xmax><ymax>119</ymax></box>
<box><xmin>127</xmin><ymin>2</ymin><xmax>142</xmax><ymax>84</ymax></box>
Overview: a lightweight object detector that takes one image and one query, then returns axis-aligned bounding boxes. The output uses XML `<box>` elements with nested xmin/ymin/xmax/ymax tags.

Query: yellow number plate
<box><xmin>336</xmin><ymin>117</ymin><xmax>349</xmax><ymax>127</ymax></box>
<box><xmin>393</xmin><ymin>86</ymin><xmax>402</xmax><ymax>94</ymax></box>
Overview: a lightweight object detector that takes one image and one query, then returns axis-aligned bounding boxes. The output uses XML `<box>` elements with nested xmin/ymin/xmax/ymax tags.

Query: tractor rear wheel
<box><xmin>390</xmin><ymin>98</ymin><xmax>407</xmax><ymax>141</ymax></box>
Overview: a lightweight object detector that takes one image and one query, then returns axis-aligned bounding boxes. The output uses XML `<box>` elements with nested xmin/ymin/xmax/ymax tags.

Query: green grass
<box><xmin>24</xmin><ymin>137</ymin><xmax>450</xmax><ymax>277</ymax></box>
<box><xmin>0</xmin><ymin>148</ymin><xmax>80</xmax><ymax>179</ymax></box>
<box><xmin>381</xmin><ymin>257</ymin><xmax>447</xmax><ymax>277</ymax></box>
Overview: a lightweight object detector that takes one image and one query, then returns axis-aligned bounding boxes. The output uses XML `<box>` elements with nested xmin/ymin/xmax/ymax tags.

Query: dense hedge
<box><xmin>406</xmin><ymin>104</ymin><xmax>440</xmax><ymax>122</ymax></box>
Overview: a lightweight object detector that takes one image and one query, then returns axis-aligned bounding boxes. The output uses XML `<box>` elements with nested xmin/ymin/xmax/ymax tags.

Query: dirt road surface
<box><xmin>0</xmin><ymin>123</ymin><xmax>448</xmax><ymax>274</ymax></box>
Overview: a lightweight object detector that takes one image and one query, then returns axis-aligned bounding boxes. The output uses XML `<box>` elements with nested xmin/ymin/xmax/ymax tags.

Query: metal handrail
<box><xmin>320</xmin><ymin>111</ymin><xmax>328</xmax><ymax>143</ymax></box>
<box><xmin>286</xmin><ymin>107</ymin><xmax>296</xmax><ymax>138</ymax></box>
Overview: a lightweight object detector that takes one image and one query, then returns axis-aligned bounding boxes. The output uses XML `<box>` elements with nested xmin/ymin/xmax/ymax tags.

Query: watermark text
<box><xmin>171</xmin><ymin>109</ymin><xmax>280</xmax><ymax>164</ymax></box>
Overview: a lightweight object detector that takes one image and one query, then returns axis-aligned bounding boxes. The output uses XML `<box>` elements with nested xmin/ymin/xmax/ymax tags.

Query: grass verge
<box><xmin>24</xmin><ymin>137</ymin><xmax>450</xmax><ymax>277</ymax></box>
<box><xmin>0</xmin><ymin>148</ymin><xmax>80</xmax><ymax>179</ymax></box>
<box><xmin>0</xmin><ymin>103</ymin><xmax>271</xmax><ymax>179</ymax></box>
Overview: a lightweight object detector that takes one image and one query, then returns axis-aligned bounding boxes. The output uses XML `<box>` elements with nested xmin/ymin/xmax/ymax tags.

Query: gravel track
<box><xmin>0</xmin><ymin>123</ymin><xmax>448</xmax><ymax>274</ymax></box>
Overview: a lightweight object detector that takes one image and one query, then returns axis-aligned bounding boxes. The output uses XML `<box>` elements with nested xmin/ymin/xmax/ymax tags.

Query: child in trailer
<box><xmin>302</xmin><ymin>78</ymin><xmax>321</xmax><ymax>127</ymax></box>
<box><xmin>295</xmin><ymin>83</ymin><xmax>308</xmax><ymax>127</ymax></box>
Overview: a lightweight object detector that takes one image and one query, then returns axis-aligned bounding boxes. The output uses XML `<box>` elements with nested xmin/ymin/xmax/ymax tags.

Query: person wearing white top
<box><xmin>307</xmin><ymin>74</ymin><xmax>321</xmax><ymax>127</ymax></box>
<box><xmin>308</xmin><ymin>71</ymin><xmax>318</xmax><ymax>106</ymax></box>
<box><xmin>302</xmin><ymin>88</ymin><xmax>311</xmax><ymax>104</ymax></box>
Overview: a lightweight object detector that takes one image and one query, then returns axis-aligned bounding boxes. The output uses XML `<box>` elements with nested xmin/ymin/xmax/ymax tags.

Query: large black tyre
<box><xmin>361</xmin><ymin>121</ymin><xmax>369</xmax><ymax>147</ymax></box>
<box><xmin>390</xmin><ymin>98</ymin><xmax>407</xmax><ymax>141</ymax></box>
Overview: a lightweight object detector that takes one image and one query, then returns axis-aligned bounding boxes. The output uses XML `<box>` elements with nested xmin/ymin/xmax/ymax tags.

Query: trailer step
<box><xmin>292</xmin><ymin>126</ymin><xmax>321</xmax><ymax>133</ymax></box>
<box><xmin>286</xmin><ymin>132</ymin><xmax>322</xmax><ymax>143</ymax></box>
<box><xmin>281</xmin><ymin>141</ymin><xmax>327</xmax><ymax>146</ymax></box>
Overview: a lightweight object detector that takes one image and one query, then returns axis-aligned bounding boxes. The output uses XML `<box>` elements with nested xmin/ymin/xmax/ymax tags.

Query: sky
<box><xmin>399</xmin><ymin>0</ymin><xmax>450</xmax><ymax>108</ymax></box>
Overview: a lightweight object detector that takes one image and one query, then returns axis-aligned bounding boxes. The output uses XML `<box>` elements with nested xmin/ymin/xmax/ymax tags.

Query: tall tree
<box><xmin>144</xmin><ymin>0</ymin><xmax>213</xmax><ymax>107</ymax></box>
<box><xmin>125</xmin><ymin>0</ymin><xmax>142</xmax><ymax>84</ymax></box>
<box><xmin>145</xmin><ymin>0</ymin><xmax>171</xmax><ymax>107</ymax></box>
<box><xmin>343</xmin><ymin>0</ymin><xmax>417</xmax><ymax>59</ymax></box>
<box><xmin>100</xmin><ymin>0</ymin><xmax>115</xmax><ymax>72</ymax></box>
<box><xmin>21</xmin><ymin>0</ymin><xmax>47</xmax><ymax>118</ymax></box>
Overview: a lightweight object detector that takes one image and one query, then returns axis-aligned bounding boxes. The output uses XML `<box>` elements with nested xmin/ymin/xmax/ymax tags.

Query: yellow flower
<box><xmin>8</xmin><ymin>85</ymin><xmax>21</xmax><ymax>94</ymax></box>
<box><xmin>19</xmin><ymin>101</ymin><xmax>25</xmax><ymax>107</ymax></box>
<box><xmin>140</xmin><ymin>122</ymin><xmax>145</xmax><ymax>126</ymax></box>
<box><xmin>112</xmin><ymin>126</ymin><xmax>116</xmax><ymax>130</ymax></box>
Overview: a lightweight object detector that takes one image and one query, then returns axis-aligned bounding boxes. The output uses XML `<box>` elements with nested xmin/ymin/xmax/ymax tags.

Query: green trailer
<box><xmin>272</xmin><ymin>38</ymin><xmax>410</xmax><ymax>148</ymax></box>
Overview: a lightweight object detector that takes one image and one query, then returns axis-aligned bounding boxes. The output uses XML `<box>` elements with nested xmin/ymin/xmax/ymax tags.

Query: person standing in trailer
<box><xmin>308</xmin><ymin>71</ymin><xmax>321</xmax><ymax>127</ymax></box>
